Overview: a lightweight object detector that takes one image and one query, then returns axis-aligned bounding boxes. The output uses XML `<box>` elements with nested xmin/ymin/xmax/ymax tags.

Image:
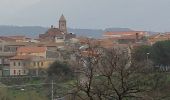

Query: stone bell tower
<box><xmin>59</xmin><ymin>14</ymin><xmax>67</xmax><ymax>33</ymax></box>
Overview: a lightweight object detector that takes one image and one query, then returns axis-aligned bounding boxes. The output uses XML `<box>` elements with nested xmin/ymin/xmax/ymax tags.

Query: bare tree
<box><xmin>70</xmin><ymin>39</ymin><xmax>160</xmax><ymax>100</ymax></box>
<box><xmin>95</xmin><ymin>47</ymin><xmax>150</xmax><ymax>100</ymax></box>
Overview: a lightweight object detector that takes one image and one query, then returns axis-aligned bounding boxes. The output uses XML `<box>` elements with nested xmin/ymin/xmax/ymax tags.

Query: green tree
<box><xmin>151</xmin><ymin>40</ymin><xmax>170</xmax><ymax>66</ymax></box>
<box><xmin>47</xmin><ymin>61</ymin><xmax>73</xmax><ymax>80</ymax></box>
<box><xmin>132</xmin><ymin>45</ymin><xmax>151</xmax><ymax>62</ymax></box>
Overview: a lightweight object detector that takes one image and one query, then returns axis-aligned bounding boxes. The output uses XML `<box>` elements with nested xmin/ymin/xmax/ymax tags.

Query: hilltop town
<box><xmin>0</xmin><ymin>15</ymin><xmax>168</xmax><ymax>77</ymax></box>
<box><xmin>0</xmin><ymin>15</ymin><xmax>170</xmax><ymax>100</ymax></box>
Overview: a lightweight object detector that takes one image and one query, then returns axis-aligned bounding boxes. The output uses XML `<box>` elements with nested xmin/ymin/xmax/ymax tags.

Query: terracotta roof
<box><xmin>0</xmin><ymin>36</ymin><xmax>27</xmax><ymax>42</ymax></box>
<box><xmin>0</xmin><ymin>36</ymin><xmax>16</xmax><ymax>42</ymax></box>
<box><xmin>39</xmin><ymin>28</ymin><xmax>64</xmax><ymax>39</ymax></box>
<box><xmin>47</xmin><ymin>28</ymin><xmax>63</xmax><ymax>35</ymax></box>
<box><xmin>119</xmin><ymin>35</ymin><xmax>138</xmax><ymax>39</ymax></box>
<box><xmin>36</xmin><ymin>42</ymin><xmax>64</xmax><ymax>47</ymax></box>
<box><xmin>17</xmin><ymin>47</ymin><xmax>47</xmax><ymax>53</ymax></box>
<box><xmin>103</xmin><ymin>31</ymin><xmax>147</xmax><ymax>39</ymax></box>
<box><xmin>148</xmin><ymin>33</ymin><xmax>170</xmax><ymax>44</ymax></box>
<box><xmin>10</xmin><ymin>55</ymin><xmax>33</xmax><ymax>60</ymax></box>
<box><xmin>10</xmin><ymin>55</ymin><xmax>46</xmax><ymax>60</ymax></box>
<box><xmin>149</xmin><ymin>33</ymin><xmax>170</xmax><ymax>39</ymax></box>
<box><xmin>81</xmin><ymin>50</ymin><xmax>99</xmax><ymax>57</ymax></box>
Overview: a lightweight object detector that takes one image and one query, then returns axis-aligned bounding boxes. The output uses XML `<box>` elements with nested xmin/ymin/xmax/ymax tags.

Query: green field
<box><xmin>0</xmin><ymin>78</ymin><xmax>75</xmax><ymax>100</ymax></box>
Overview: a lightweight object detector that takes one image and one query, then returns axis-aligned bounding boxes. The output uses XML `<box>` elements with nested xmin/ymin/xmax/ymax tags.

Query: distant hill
<box><xmin>0</xmin><ymin>25</ymin><xmax>47</xmax><ymax>38</ymax></box>
<box><xmin>68</xmin><ymin>28</ymin><xmax>103</xmax><ymax>38</ymax></box>
<box><xmin>104</xmin><ymin>28</ymin><xmax>133</xmax><ymax>32</ymax></box>
<box><xmin>0</xmin><ymin>26</ymin><xmax>104</xmax><ymax>38</ymax></box>
<box><xmin>0</xmin><ymin>25</ymin><xmax>153</xmax><ymax>38</ymax></box>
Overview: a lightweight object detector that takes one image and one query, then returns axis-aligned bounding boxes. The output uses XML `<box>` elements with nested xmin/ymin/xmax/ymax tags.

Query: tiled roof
<box><xmin>39</xmin><ymin>28</ymin><xmax>64</xmax><ymax>39</ymax></box>
<box><xmin>149</xmin><ymin>33</ymin><xmax>170</xmax><ymax>39</ymax></box>
<box><xmin>81</xmin><ymin>50</ymin><xmax>99</xmax><ymax>57</ymax></box>
<box><xmin>0</xmin><ymin>36</ymin><xmax>26</xmax><ymax>42</ymax></box>
<box><xmin>10</xmin><ymin>55</ymin><xmax>46</xmax><ymax>60</ymax></box>
<box><xmin>45</xmin><ymin>28</ymin><xmax>64</xmax><ymax>36</ymax></box>
<box><xmin>0</xmin><ymin>36</ymin><xmax>16</xmax><ymax>42</ymax></box>
<box><xmin>36</xmin><ymin>42</ymin><xmax>64</xmax><ymax>47</ymax></box>
<box><xmin>148</xmin><ymin>33</ymin><xmax>170</xmax><ymax>44</ymax></box>
<box><xmin>7</xmin><ymin>35</ymin><xmax>26</xmax><ymax>40</ymax></box>
<box><xmin>10</xmin><ymin>55</ymin><xmax>33</xmax><ymax>60</ymax></box>
<box><xmin>17</xmin><ymin>47</ymin><xmax>47</xmax><ymax>53</ymax></box>
<box><xmin>6</xmin><ymin>42</ymin><xmax>29</xmax><ymax>46</ymax></box>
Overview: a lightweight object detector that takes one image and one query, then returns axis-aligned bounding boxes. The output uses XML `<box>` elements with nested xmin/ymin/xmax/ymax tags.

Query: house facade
<box><xmin>9</xmin><ymin>55</ymin><xmax>31</xmax><ymax>76</ymax></box>
<box><xmin>9</xmin><ymin>46</ymin><xmax>54</xmax><ymax>76</ymax></box>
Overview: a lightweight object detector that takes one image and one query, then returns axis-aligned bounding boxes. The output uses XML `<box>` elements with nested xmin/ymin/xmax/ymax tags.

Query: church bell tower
<box><xmin>59</xmin><ymin>14</ymin><xmax>67</xmax><ymax>33</ymax></box>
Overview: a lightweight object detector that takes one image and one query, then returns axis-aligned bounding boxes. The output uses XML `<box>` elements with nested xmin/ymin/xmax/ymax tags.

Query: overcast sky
<box><xmin>0</xmin><ymin>0</ymin><xmax>170</xmax><ymax>31</ymax></box>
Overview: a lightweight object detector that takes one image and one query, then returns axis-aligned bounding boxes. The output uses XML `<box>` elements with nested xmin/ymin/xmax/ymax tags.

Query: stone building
<box><xmin>39</xmin><ymin>15</ymin><xmax>76</xmax><ymax>43</ymax></box>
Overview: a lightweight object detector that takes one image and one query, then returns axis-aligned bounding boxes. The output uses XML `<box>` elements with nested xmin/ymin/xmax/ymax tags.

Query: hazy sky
<box><xmin>0</xmin><ymin>0</ymin><xmax>170</xmax><ymax>31</ymax></box>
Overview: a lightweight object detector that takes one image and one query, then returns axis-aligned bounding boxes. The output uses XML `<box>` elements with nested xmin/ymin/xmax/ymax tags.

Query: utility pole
<box><xmin>146</xmin><ymin>53</ymin><xmax>150</xmax><ymax>61</ymax></box>
<box><xmin>51</xmin><ymin>80</ymin><xmax>54</xmax><ymax>100</ymax></box>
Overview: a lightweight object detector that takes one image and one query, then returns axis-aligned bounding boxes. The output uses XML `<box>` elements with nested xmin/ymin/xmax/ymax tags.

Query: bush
<box><xmin>47</xmin><ymin>61</ymin><xmax>73</xmax><ymax>81</ymax></box>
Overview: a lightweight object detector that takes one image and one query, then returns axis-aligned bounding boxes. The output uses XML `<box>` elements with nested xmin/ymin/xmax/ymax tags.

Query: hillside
<box><xmin>0</xmin><ymin>25</ymin><xmax>139</xmax><ymax>38</ymax></box>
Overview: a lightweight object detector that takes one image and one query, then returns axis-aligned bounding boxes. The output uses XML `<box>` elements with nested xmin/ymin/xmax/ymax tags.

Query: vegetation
<box><xmin>133</xmin><ymin>40</ymin><xmax>170</xmax><ymax>66</ymax></box>
<box><xmin>68</xmin><ymin>40</ymin><xmax>170</xmax><ymax>100</ymax></box>
<box><xmin>70</xmin><ymin>47</ymin><xmax>156</xmax><ymax>100</ymax></box>
<box><xmin>132</xmin><ymin>45</ymin><xmax>151</xmax><ymax>62</ymax></box>
<box><xmin>47</xmin><ymin>61</ymin><xmax>74</xmax><ymax>81</ymax></box>
<box><xmin>1</xmin><ymin>40</ymin><xmax>170</xmax><ymax>100</ymax></box>
<box><xmin>151</xmin><ymin>40</ymin><xmax>170</xmax><ymax>66</ymax></box>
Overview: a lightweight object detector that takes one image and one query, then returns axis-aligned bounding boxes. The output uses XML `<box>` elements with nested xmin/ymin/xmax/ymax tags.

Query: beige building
<box><xmin>9</xmin><ymin>46</ymin><xmax>55</xmax><ymax>76</ymax></box>
<box><xmin>9</xmin><ymin>55</ymin><xmax>55</xmax><ymax>76</ymax></box>
<box><xmin>9</xmin><ymin>55</ymin><xmax>31</xmax><ymax>76</ymax></box>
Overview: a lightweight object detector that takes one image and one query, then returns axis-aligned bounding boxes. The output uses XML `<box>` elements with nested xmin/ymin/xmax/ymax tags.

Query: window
<box><xmin>24</xmin><ymin>70</ymin><xmax>26</xmax><ymax>74</ymax></box>
<box><xmin>37</xmin><ymin>62</ymin><xmax>40</xmax><ymax>66</ymax></box>
<box><xmin>19</xmin><ymin>70</ymin><xmax>21</xmax><ymax>75</ymax></box>
<box><xmin>23</xmin><ymin>62</ymin><xmax>26</xmax><ymax>66</ymax></box>
<box><xmin>33</xmin><ymin>62</ymin><xmax>36</xmax><ymax>66</ymax></box>
<box><xmin>41</xmin><ymin>62</ymin><xmax>43</xmax><ymax>66</ymax></box>
<box><xmin>18</xmin><ymin>62</ymin><xmax>20</xmax><ymax>66</ymax></box>
<box><xmin>14</xmin><ymin>62</ymin><xmax>16</xmax><ymax>66</ymax></box>
<box><xmin>0</xmin><ymin>47</ymin><xmax>2</xmax><ymax>51</ymax></box>
<box><xmin>14</xmin><ymin>70</ymin><xmax>16</xmax><ymax>75</ymax></box>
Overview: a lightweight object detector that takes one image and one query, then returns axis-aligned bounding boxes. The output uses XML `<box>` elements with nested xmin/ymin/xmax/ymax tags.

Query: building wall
<box><xmin>0</xmin><ymin>70</ymin><xmax>2</xmax><ymax>76</ymax></box>
<box><xmin>3</xmin><ymin>69</ymin><xmax>10</xmax><ymax>76</ymax></box>
<box><xmin>9</xmin><ymin>58</ymin><xmax>54</xmax><ymax>76</ymax></box>
<box><xmin>17</xmin><ymin>52</ymin><xmax>46</xmax><ymax>58</ymax></box>
<box><xmin>30</xmin><ymin>60</ymin><xmax>54</xmax><ymax>69</ymax></box>
<box><xmin>9</xmin><ymin>60</ymin><xmax>29</xmax><ymax>76</ymax></box>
